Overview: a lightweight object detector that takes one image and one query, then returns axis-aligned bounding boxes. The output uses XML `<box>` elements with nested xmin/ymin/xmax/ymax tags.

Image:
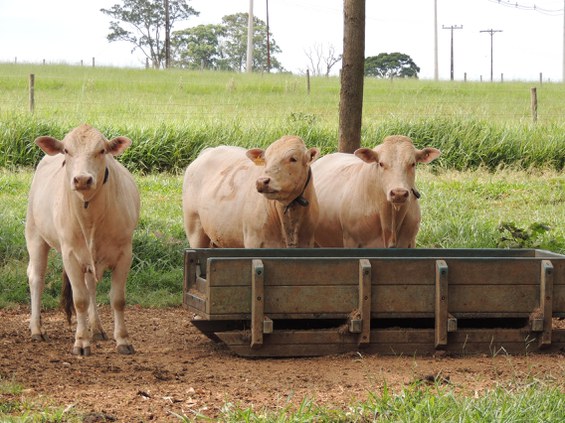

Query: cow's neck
<box><xmin>382</xmin><ymin>203</ymin><xmax>409</xmax><ymax>248</ymax></box>
<box><xmin>284</xmin><ymin>168</ymin><xmax>312</xmax><ymax>214</ymax></box>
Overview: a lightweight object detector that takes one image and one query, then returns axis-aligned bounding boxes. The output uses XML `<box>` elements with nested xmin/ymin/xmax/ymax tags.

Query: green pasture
<box><xmin>0</xmin><ymin>63</ymin><xmax>564</xmax><ymax>421</ymax></box>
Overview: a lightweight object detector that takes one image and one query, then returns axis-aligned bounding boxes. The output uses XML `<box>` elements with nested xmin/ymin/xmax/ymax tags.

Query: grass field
<box><xmin>0</xmin><ymin>63</ymin><xmax>564</xmax><ymax>421</ymax></box>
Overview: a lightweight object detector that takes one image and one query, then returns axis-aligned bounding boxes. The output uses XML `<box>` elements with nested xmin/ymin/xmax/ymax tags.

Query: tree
<box><xmin>304</xmin><ymin>43</ymin><xmax>342</xmax><ymax>77</ymax></box>
<box><xmin>365</xmin><ymin>52</ymin><xmax>420</xmax><ymax>79</ymax></box>
<box><xmin>101</xmin><ymin>0</ymin><xmax>199</xmax><ymax>69</ymax></box>
<box><xmin>339</xmin><ymin>0</ymin><xmax>365</xmax><ymax>153</ymax></box>
<box><xmin>172</xmin><ymin>24</ymin><xmax>225</xmax><ymax>70</ymax></box>
<box><xmin>220</xmin><ymin>13</ymin><xmax>283</xmax><ymax>72</ymax></box>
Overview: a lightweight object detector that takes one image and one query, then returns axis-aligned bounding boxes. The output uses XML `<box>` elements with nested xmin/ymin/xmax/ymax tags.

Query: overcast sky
<box><xmin>1</xmin><ymin>0</ymin><xmax>563</xmax><ymax>81</ymax></box>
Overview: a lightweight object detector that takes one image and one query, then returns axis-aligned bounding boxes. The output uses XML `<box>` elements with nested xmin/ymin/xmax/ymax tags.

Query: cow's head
<box><xmin>35</xmin><ymin>124</ymin><xmax>132</xmax><ymax>204</ymax></box>
<box><xmin>246</xmin><ymin>136</ymin><xmax>319</xmax><ymax>204</ymax></box>
<box><xmin>354</xmin><ymin>135</ymin><xmax>440</xmax><ymax>207</ymax></box>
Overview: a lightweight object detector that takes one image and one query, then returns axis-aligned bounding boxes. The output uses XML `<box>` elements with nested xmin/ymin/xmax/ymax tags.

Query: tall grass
<box><xmin>1</xmin><ymin>64</ymin><xmax>564</xmax><ymax>172</ymax></box>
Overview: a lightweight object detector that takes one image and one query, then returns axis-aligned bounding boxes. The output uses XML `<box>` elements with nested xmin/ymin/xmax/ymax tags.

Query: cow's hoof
<box><xmin>72</xmin><ymin>346</ymin><xmax>91</xmax><ymax>356</ymax></box>
<box><xmin>117</xmin><ymin>344</ymin><xmax>135</xmax><ymax>355</ymax></box>
<box><xmin>93</xmin><ymin>331</ymin><xmax>108</xmax><ymax>341</ymax></box>
<box><xmin>31</xmin><ymin>333</ymin><xmax>49</xmax><ymax>342</ymax></box>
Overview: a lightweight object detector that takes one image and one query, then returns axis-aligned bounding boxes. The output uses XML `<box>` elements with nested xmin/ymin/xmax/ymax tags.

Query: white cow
<box><xmin>183</xmin><ymin>135</ymin><xmax>319</xmax><ymax>248</ymax></box>
<box><xmin>313</xmin><ymin>135</ymin><xmax>441</xmax><ymax>248</ymax></box>
<box><xmin>25</xmin><ymin>124</ymin><xmax>140</xmax><ymax>355</ymax></box>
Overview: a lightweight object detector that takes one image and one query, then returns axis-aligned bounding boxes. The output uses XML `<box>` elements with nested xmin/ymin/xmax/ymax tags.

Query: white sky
<box><xmin>1</xmin><ymin>0</ymin><xmax>563</xmax><ymax>81</ymax></box>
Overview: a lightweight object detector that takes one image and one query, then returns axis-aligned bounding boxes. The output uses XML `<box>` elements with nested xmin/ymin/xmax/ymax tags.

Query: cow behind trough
<box><xmin>313</xmin><ymin>135</ymin><xmax>440</xmax><ymax>248</ymax></box>
<box><xmin>183</xmin><ymin>135</ymin><xmax>320</xmax><ymax>248</ymax></box>
<box><xmin>25</xmin><ymin>124</ymin><xmax>140</xmax><ymax>356</ymax></box>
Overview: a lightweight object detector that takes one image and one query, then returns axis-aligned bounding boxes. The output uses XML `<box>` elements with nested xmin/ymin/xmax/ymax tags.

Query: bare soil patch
<box><xmin>1</xmin><ymin>306</ymin><xmax>564</xmax><ymax>421</ymax></box>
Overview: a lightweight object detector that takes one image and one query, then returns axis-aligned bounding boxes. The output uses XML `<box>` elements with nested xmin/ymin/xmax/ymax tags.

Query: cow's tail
<box><xmin>61</xmin><ymin>270</ymin><xmax>75</xmax><ymax>324</ymax></box>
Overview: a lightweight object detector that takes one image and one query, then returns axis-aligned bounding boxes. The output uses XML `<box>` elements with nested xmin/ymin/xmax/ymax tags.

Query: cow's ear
<box><xmin>416</xmin><ymin>147</ymin><xmax>441</xmax><ymax>164</ymax></box>
<box><xmin>246</xmin><ymin>148</ymin><xmax>266</xmax><ymax>166</ymax></box>
<box><xmin>354</xmin><ymin>148</ymin><xmax>378</xmax><ymax>164</ymax></box>
<box><xmin>35</xmin><ymin>136</ymin><xmax>64</xmax><ymax>156</ymax></box>
<box><xmin>307</xmin><ymin>147</ymin><xmax>320</xmax><ymax>164</ymax></box>
<box><xmin>107</xmin><ymin>136</ymin><xmax>132</xmax><ymax>157</ymax></box>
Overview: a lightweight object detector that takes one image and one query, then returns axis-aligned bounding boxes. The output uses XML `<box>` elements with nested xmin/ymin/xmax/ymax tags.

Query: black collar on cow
<box><xmin>284</xmin><ymin>167</ymin><xmax>312</xmax><ymax>214</ymax></box>
<box><xmin>411</xmin><ymin>187</ymin><xmax>421</xmax><ymax>199</ymax></box>
<box><xmin>84</xmin><ymin>167</ymin><xmax>109</xmax><ymax>209</ymax></box>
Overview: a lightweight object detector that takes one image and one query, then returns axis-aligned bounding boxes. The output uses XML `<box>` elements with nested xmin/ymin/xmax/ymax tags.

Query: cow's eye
<box><xmin>99</xmin><ymin>149</ymin><xmax>105</xmax><ymax>155</ymax></box>
<box><xmin>411</xmin><ymin>162</ymin><xmax>416</xmax><ymax>168</ymax></box>
<box><xmin>63</xmin><ymin>148</ymin><xmax>69</xmax><ymax>155</ymax></box>
<box><xmin>289</xmin><ymin>157</ymin><xmax>297</xmax><ymax>163</ymax></box>
<box><xmin>379</xmin><ymin>162</ymin><xmax>385</xmax><ymax>168</ymax></box>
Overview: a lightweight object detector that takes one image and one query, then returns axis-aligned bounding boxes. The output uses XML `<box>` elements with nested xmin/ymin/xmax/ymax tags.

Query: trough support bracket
<box><xmin>356</xmin><ymin>259</ymin><xmax>372</xmax><ymax>345</ymax></box>
<box><xmin>535</xmin><ymin>260</ymin><xmax>553</xmax><ymax>346</ymax></box>
<box><xmin>251</xmin><ymin>259</ymin><xmax>265</xmax><ymax>349</ymax></box>
<box><xmin>435</xmin><ymin>260</ymin><xmax>452</xmax><ymax>348</ymax></box>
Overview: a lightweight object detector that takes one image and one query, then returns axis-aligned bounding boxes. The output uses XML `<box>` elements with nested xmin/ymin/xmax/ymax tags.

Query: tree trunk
<box><xmin>338</xmin><ymin>0</ymin><xmax>365</xmax><ymax>153</ymax></box>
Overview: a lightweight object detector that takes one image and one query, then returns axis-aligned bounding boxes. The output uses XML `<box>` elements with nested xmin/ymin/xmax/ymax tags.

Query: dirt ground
<box><xmin>1</xmin><ymin>306</ymin><xmax>564</xmax><ymax>422</ymax></box>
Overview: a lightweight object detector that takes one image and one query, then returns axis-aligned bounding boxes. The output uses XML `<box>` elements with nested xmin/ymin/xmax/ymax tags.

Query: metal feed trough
<box><xmin>183</xmin><ymin>248</ymin><xmax>565</xmax><ymax>357</ymax></box>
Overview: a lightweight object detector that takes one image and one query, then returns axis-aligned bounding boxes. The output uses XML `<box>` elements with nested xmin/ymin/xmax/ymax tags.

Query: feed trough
<box><xmin>183</xmin><ymin>248</ymin><xmax>565</xmax><ymax>357</ymax></box>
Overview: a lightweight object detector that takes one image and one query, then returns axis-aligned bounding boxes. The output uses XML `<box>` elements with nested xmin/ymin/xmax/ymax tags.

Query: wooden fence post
<box><xmin>530</xmin><ymin>87</ymin><xmax>538</xmax><ymax>123</ymax></box>
<box><xmin>92</xmin><ymin>57</ymin><xmax>95</xmax><ymax>67</ymax></box>
<box><xmin>306</xmin><ymin>69</ymin><xmax>311</xmax><ymax>95</ymax></box>
<box><xmin>29</xmin><ymin>74</ymin><xmax>35</xmax><ymax>114</ymax></box>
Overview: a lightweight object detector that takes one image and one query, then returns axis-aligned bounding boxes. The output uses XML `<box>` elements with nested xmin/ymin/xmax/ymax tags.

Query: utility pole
<box><xmin>266</xmin><ymin>0</ymin><xmax>271</xmax><ymax>72</ymax></box>
<box><xmin>246</xmin><ymin>0</ymin><xmax>254</xmax><ymax>73</ymax></box>
<box><xmin>433</xmin><ymin>0</ymin><xmax>438</xmax><ymax>81</ymax></box>
<box><xmin>164</xmin><ymin>0</ymin><xmax>170</xmax><ymax>68</ymax></box>
<box><xmin>442</xmin><ymin>25</ymin><xmax>463</xmax><ymax>80</ymax></box>
<box><xmin>480</xmin><ymin>29</ymin><xmax>502</xmax><ymax>82</ymax></box>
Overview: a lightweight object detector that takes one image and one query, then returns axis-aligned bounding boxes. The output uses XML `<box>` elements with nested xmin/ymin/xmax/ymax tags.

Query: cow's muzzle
<box><xmin>389</xmin><ymin>188</ymin><xmax>410</xmax><ymax>204</ymax></box>
<box><xmin>256</xmin><ymin>177</ymin><xmax>277</xmax><ymax>194</ymax></box>
<box><xmin>72</xmin><ymin>174</ymin><xmax>94</xmax><ymax>191</ymax></box>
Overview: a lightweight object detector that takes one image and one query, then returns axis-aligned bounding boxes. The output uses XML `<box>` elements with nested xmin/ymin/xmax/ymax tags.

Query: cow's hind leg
<box><xmin>110</xmin><ymin>247</ymin><xmax>134</xmax><ymax>354</ymax></box>
<box><xmin>26</xmin><ymin>237</ymin><xmax>51</xmax><ymax>341</ymax></box>
<box><xmin>185</xmin><ymin>212</ymin><xmax>211</xmax><ymax>248</ymax></box>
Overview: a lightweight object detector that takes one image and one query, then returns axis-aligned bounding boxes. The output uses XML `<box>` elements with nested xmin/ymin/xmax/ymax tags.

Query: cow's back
<box><xmin>183</xmin><ymin>146</ymin><xmax>258</xmax><ymax>247</ymax></box>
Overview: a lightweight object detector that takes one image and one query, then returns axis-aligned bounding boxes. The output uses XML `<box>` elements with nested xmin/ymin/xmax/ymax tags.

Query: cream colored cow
<box><xmin>313</xmin><ymin>135</ymin><xmax>440</xmax><ymax>248</ymax></box>
<box><xmin>183</xmin><ymin>136</ymin><xmax>319</xmax><ymax>248</ymax></box>
<box><xmin>25</xmin><ymin>124</ymin><xmax>140</xmax><ymax>356</ymax></box>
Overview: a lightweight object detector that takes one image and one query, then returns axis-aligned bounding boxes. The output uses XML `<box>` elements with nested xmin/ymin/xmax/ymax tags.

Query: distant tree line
<box><xmin>101</xmin><ymin>0</ymin><xmax>420</xmax><ymax>77</ymax></box>
<box><xmin>101</xmin><ymin>0</ymin><xmax>283</xmax><ymax>71</ymax></box>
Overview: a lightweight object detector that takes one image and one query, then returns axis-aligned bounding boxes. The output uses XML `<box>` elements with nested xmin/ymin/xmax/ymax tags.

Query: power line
<box><xmin>488</xmin><ymin>0</ymin><xmax>563</xmax><ymax>16</ymax></box>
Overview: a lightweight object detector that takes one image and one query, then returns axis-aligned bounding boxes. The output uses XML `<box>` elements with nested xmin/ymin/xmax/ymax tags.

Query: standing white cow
<box><xmin>25</xmin><ymin>124</ymin><xmax>140</xmax><ymax>356</ymax></box>
<box><xmin>313</xmin><ymin>135</ymin><xmax>440</xmax><ymax>248</ymax></box>
<box><xmin>183</xmin><ymin>135</ymin><xmax>319</xmax><ymax>248</ymax></box>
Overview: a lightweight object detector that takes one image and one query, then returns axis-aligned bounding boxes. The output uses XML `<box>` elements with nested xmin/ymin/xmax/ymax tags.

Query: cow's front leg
<box><xmin>86</xmin><ymin>269</ymin><xmax>107</xmax><ymax>341</ymax></box>
<box><xmin>26</xmin><ymin>238</ymin><xmax>51</xmax><ymax>341</ymax></box>
<box><xmin>110</xmin><ymin>249</ymin><xmax>134</xmax><ymax>354</ymax></box>
<box><xmin>62</xmin><ymin>254</ymin><xmax>92</xmax><ymax>356</ymax></box>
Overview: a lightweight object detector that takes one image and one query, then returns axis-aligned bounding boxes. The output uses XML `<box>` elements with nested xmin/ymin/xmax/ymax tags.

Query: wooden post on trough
<box><xmin>29</xmin><ymin>74</ymin><xmax>35</xmax><ymax>114</ymax></box>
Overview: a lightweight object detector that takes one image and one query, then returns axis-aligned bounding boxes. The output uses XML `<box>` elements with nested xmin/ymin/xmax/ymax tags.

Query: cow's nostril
<box><xmin>259</xmin><ymin>177</ymin><xmax>270</xmax><ymax>186</ymax></box>
<box><xmin>390</xmin><ymin>189</ymin><xmax>409</xmax><ymax>201</ymax></box>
